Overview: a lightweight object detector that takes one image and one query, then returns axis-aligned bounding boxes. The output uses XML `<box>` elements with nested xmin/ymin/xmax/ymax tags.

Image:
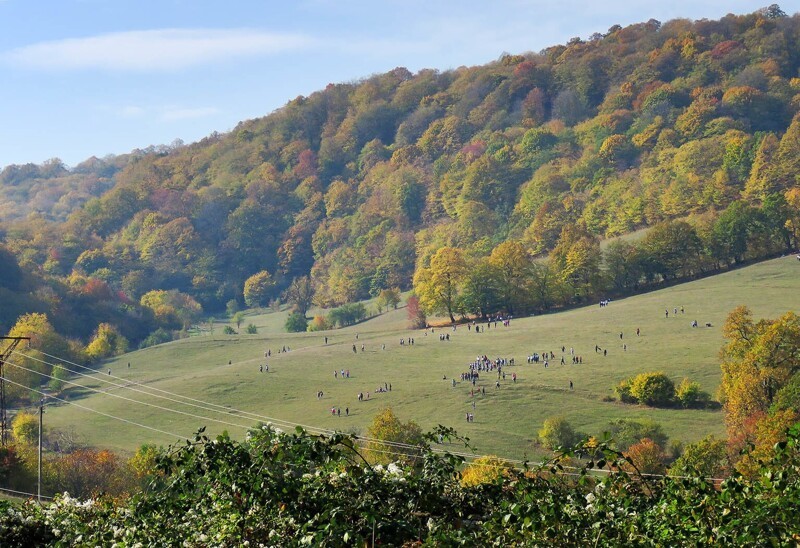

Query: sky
<box><xmin>0</xmin><ymin>0</ymin><xmax>789</xmax><ymax>169</ymax></box>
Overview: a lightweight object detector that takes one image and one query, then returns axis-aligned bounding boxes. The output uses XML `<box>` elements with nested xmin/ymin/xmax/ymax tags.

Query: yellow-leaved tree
<box><xmin>2</xmin><ymin>313</ymin><xmax>76</xmax><ymax>404</ymax></box>
<box><xmin>243</xmin><ymin>270</ymin><xmax>275</xmax><ymax>308</ymax></box>
<box><xmin>413</xmin><ymin>246</ymin><xmax>467</xmax><ymax>323</ymax></box>
<box><xmin>11</xmin><ymin>411</ymin><xmax>39</xmax><ymax>445</ymax></box>
<box><xmin>719</xmin><ymin>306</ymin><xmax>800</xmax><ymax>470</ymax></box>
<box><xmin>85</xmin><ymin>323</ymin><xmax>129</xmax><ymax>362</ymax></box>
<box><xmin>365</xmin><ymin>407</ymin><xmax>424</xmax><ymax>466</ymax></box>
<box><xmin>460</xmin><ymin>455</ymin><xmax>512</xmax><ymax>487</ymax></box>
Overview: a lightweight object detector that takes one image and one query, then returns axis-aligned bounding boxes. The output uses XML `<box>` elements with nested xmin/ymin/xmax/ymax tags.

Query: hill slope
<box><xmin>2</xmin><ymin>7</ymin><xmax>800</xmax><ymax>411</ymax></box>
<box><xmin>40</xmin><ymin>256</ymin><xmax>800</xmax><ymax>457</ymax></box>
<box><xmin>1</xmin><ymin>8</ymin><xmax>799</xmax><ymax>312</ymax></box>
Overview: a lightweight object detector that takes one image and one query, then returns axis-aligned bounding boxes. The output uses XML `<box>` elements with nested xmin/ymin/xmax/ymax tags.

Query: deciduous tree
<box><xmin>243</xmin><ymin>270</ymin><xmax>275</xmax><ymax>308</ymax></box>
<box><xmin>365</xmin><ymin>407</ymin><xmax>424</xmax><ymax>465</ymax></box>
<box><xmin>413</xmin><ymin>246</ymin><xmax>467</xmax><ymax>323</ymax></box>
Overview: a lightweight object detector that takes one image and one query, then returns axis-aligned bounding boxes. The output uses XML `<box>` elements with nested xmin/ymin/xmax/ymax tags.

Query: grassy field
<box><xmin>40</xmin><ymin>256</ymin><xmax>800</xmax><ymax>461</ymax></box>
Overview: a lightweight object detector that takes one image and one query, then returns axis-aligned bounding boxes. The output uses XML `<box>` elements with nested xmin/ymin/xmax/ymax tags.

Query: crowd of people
<box><xmin>239</xmin><ymin>301</ymin><xmax>711</xmax><ymax>427</ymax></box>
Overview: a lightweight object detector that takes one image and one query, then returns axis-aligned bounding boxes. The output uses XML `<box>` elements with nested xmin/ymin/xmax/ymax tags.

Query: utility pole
<box><xmin>38</xmin><ymin>398</ymin><xmax>44</xmax><ymax>503</ymax></box>
<box><xmin>0</xmin><ymin>336</ymin><xmax>31</xmax><ymax>446</ymax></box>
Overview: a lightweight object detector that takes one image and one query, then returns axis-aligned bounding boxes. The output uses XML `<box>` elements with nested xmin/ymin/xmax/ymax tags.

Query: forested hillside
<box><xmin>2</xmin><ymin>7</ymin><xmax>800</xmax><ymax>377</ymax></box>
<box><xmin>0</xmin><ymin>154</ymin><xmax>136</xmax><ymax>222</ymax></box>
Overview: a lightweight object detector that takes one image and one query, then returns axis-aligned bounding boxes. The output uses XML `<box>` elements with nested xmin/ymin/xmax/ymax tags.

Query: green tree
<box><xmin>284</xmin><ymin>312</ymin><xmax>308</xmax><ymax>333</ymax></box>
<box><xmin>284</xmin><ymin>276</ymin><xmax>314</xmax><ymax>316</ymax></box>
<box><xmin>47</xmin><ymin>364</ymin><xmax>71</xmax><ymax>393</ymax></box>
<box><xmin>375</xmin><ymin>288</ymin><xmax>401</xmax><ymax>313</ymax></box>
<box><xmin>226</xmin><ymin>299</ymin><xmax>240</xmax><ymax>317</ymax></box>
<box><xmin>460</xmin><ymin>258</ymin><xmax>501</xmax><ymax>319</ymax></box>
<box><xmin>605</xmin><ymin>419</ymin><xmax>668</xmax><ymax>452</ymax></box>
<box><xmin>641</xmin><ymin>221</ymin><xmax>703</xmax><ymax>281</ymax></box>
<box><xmin>488</xmin><ymin>240</ymin><xmax>533</xmax><ymax>315</ymax></box>
<box><xmin>669</xmin><ymin>435</ymin><xmax>729</xmax><ymax>478</ymax></box>
<box><xmin>538</xmin><ymin>416</ymin><xmax>584</xmax><ymax>450</ymax></box>
<box><xmin>604</xmin><ymin>240</ymin><xmax>645</xmax><ymax>291</ymax></box>
<box><xmin>549</xmin><ymin>224</ymin><xmax>604</xmax><ymax>302</ymax></box>
<box><xmin>709</xmin><ymin>201</ymin><xmax>756</xmax><ymax>265</ymax></box>
<box><xmin>529</xmin><ymin>262</ymin><xmax>564</xmax><ymax>311</ymax></box>
<box><xmin>232</xmin><ymin>311</ymin><xmax>246</xmax><ymax>331</ymax></box>
<box><xmin>327</xmin><ymin>303</ymin><xmax>367</xmax><ymax>327</ymax></box>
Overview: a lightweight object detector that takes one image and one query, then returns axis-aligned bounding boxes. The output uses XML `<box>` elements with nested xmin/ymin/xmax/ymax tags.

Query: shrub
<box><xmin>538</xmin><ymin>416</ymin><xmax>584</xmax><ymax>450</ymax></box>
<box><xmin>675</xmin><ymin>378</ymin><xmax>711</xmax><ymax>408</ymax></box>
<box><xmin>328</xmin><ymin>303</ymin><xmax>367</xmax><ymax>327</ymax></box>
<box><xmin>629</xmin><ymin>372</ymin><xmax>675</xmax><ymax>407</ymax></box>
<box><xmin>222</xmin><ymin>326</ymin><xmax>236</xmax><ymax>335</ymax></box>
<box><xmin>285</xmin><ymin>312</ymin><xmax>308</xmax><ymax>333</ymax></box>
<box><xmin>605</xmin><ymin>419</ymin><xmax>668</xmax><ymax>452</ymax></box>
<box><xmin>307</xmin><ymin>315</ymin><xmax>332</xmax><ymax>332</ymax></box>
<box><xmin>614</xmin><ymin>378</ymin><xmax>637</xmax><ymax>403</ymax></box>
<box><xmin>460</xmin><ymin>455</ymin><xmax>511</xmax><ymax>487</ymax></box>
<box><xmin>624</xmin><ymin>438</ymin><xmax>666</xmax><ymax>474</ymax></box>
<box><xmin>406</xmin><ymin>294</ymin><xmax>426</xmax><ymax>328</ymax></box>
<box><xmin>48</xmin><ymin>365</ymin><xmax>71</xmax><ymax>393</ymax></box>
<box><xmin>245</xmin><ymin>323</ymin><xmax>258</xmax><ymax>334</ymax></box>
<box><xmin>669</xmin><ymin>435</ymin><xmax>729</xmax><ymax>478</ymax></box>
<box><xmin>139</xmin><ymin>328</ymin><xmax>173</xmax><ymax>349</ymax></box>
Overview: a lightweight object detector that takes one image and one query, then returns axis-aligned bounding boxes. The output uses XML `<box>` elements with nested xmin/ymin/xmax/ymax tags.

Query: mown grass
<box><xmin>41</xmin><ymin>256</ymin><xmax>800</xmax><ymax>461</ymax></box>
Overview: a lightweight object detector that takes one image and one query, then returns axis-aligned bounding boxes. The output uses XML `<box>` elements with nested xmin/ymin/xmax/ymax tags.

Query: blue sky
<box><xmin>0</xmin><ymin>0</ymin><xmax>784</xmax><ymax>168</ymax></box>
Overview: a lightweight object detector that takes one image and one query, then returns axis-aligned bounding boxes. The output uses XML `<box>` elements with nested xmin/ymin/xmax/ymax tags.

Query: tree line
<box><xmin>413</xmin><ymin>193</ymin><xmax>797</xmax><ymax>321</ymax></box>
<box><xmin>1</xmin><ymin>7</ymin><xmax>800</xmax><ymax>402</ymax></box>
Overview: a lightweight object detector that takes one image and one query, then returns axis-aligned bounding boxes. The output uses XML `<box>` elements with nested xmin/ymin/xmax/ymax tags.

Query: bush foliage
<box><xmin>2</xmin><ymin>424</ymin><xmax>800</xmax><ymax>545</ymax></box>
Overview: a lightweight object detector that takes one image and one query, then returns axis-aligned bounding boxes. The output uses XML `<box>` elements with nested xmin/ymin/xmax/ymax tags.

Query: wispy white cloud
<box><xmin>160</xmin><ymin>106</ymin><xmax>220</xmax><ymax>121</ymax></box>
<box><xmin>101</xmin><ymin>104</ymin><xmax>220</xmax><ymax>122</ymax></box>
<box><xmin>3</xmin><ymin>28</ymin><xmax>315</xmax><ymax>71</ymax></box>
<box><xmin>119</xmin><ymin>105</ymin><xmax>146</xmax><ymax>118</ymax></box>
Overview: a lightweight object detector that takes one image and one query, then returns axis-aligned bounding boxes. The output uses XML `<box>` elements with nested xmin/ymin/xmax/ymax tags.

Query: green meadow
<box><xmin>42</xmin><ymin>256</ymin><xmax>800</xmax><ymax>461</ymax></box>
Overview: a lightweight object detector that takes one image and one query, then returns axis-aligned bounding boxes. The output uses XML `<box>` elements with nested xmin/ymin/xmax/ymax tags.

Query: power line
<box><xmin>0</xmin><ymin>337</ymin><xmax>31</xmax><ymax>445</ymax></box>
<box><xmin>5</xmin><ymin>357</ymin><xmax>256</xmax><ymax>433</ymax></box>
<box><xmin>9</xmin><ymin>352</ymin><xmax>676</xmax><ymax>477</ymax></box>
<box><xmin>25</xmin><ymin>350</ymin><xmax>331</xmax><ymax>435</ymax></box>
<box><xmin>0</xmin><ymin>486</ymin><xmax>52</xmax><ymax>501</ymax></box>
<box><xmin>21</xmin><ymin>350</ymin><xmax>425</xmax><ymax>448</ymax></box>
<box><xmin>0</xmin><ymin>377</ymin><xmax>185</xmax><ymax>440</ymax></box>
<box><xmin>15</xmin><ymin>351</ymin><xmax>725</xmax><ymax>482</ymax></box>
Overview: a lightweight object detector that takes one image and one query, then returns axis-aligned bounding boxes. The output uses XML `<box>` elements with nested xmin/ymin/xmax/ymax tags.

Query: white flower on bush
<box><xmin>387</xmin><ymin>463</ymin><xmax>403</xmax><ymax>476</ymax></box>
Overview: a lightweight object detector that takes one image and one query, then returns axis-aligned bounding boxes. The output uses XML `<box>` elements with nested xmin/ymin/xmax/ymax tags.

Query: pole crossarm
<box><xmin>0</xmin><ymin>337</ymin><xmax>32</xmax><ymax>446</ymax></box>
